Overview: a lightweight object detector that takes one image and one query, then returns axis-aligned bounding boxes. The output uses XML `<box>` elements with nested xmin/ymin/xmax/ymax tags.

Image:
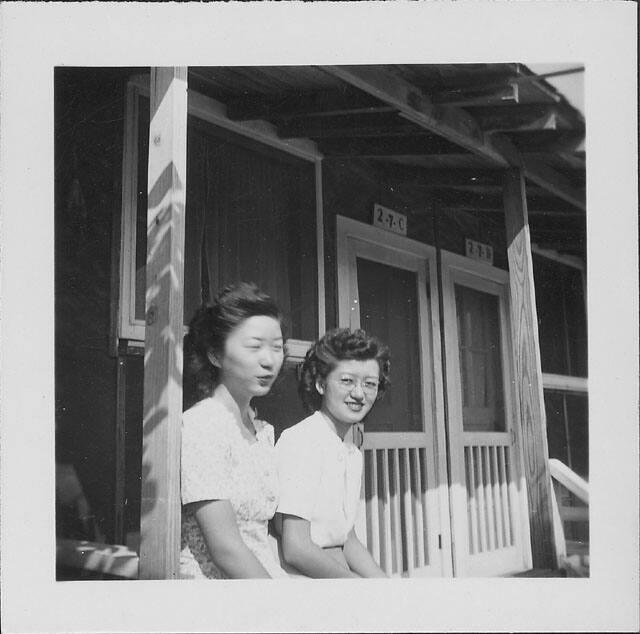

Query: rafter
<box><xmin>505</xmin><ymin>129</ymin><xmax>585</xmax><ymax>153</ymax></box>
<box><xmin>317</xmin><ymin>135</ymin><xmax>463</xmax><ymax>158</ymax></box>
<box><xmin>277</xmin><ymin>114</ymin><xmax>425</xmax><ymax>139</ymax></box>
<box><xmin>225</xmin><ymin>88</ymin><xmax>393</xmax><ymax>121</ymax></box>
<box><xmin>320</xmin><ymin>65</ymin><xmax>585</xmax><ymax>211</ymax></box>
<box><xmin>462</xmin><ymin>103</ymin><xmax>577</xmax><ymax>132</ymax></box>
<box><xmin>320</xmin><ymin>65</ymin><xmax>516</xmax><ymax>165</ymax></box>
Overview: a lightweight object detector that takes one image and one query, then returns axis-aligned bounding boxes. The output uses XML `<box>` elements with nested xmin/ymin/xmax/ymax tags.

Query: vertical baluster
<box><xmin>475</xmin><ymin>446</ymin><xmax>488</xmax><ymax>553</ymax></box>
<box><xmin>420</xmin><ymin>448</ymin><xmax>430</xmax><ymax>564</ymax></box>
<box><xmin>467</xmin><ymin>445</ymin><xmax>479</xmax><ymax>554</ymax></box>
<box><xmin>411</xmin><ymin>448</ymin><xmax>425</xmax><ymax>567</ymax></box>
<box><xmin>392</xmin><ymin>448</ymin><xmax>403</xmax><ymax>574</ymax></box>
<box><xmin>491</xmin><ymin>446</ymin><xmax>505</xmax><ymax>549</ymax></box>
<box><xmin>482</xmin><ymin>446</ymin><xmax>496</xmax><ymax>551</ymax></box>
<box><xmin>381</xmin><ymin>449</ymin><xmax>393</xmax><ymax>574</ymax></box>
<box><xmin>498</xmin><ymin>446</ymin><xmax>512</xmax><ymax>546</ymax></box>
<box><xmin>402</xmin><ymin>449</ymin><xmax>415</xmax><ymax>574</ymax></box>
<box><xmin>369</xmin><ymin>449</ymin><xmax>381</xmax><ymax>566</ymax></box>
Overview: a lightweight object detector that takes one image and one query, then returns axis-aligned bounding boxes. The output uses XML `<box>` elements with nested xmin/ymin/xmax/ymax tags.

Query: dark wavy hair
<box><xmin>183</xmin><ymin>282</ymin><xmax>283</xmax><ymax>408</ymax></box>
<box><xmin>298</xmin><ymin>328</ymin><xmax>390</xmax><ymax>414</ymax></box>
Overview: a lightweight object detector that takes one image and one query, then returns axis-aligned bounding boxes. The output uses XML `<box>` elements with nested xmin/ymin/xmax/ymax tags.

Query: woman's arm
<box><xmin>343</xmin><ymin>528</ymin><xmax>388</xmax><ymax>578</ymax></box>
<box><xmin>278</xmin><ymin>513</ymin><xmax>360</xmax><ymax>578</ymax></box>
<box><xmin>191</xmin><ymin>499</ymin><xmax>271</xmax><ymax>579</ymax></box>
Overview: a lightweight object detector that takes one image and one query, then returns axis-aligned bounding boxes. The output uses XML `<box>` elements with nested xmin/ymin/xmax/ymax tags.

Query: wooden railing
<box><xmin>549</xmin><ymin>459</ymin><xmax>589</xmax><ymax>576</ymax></box>
<box><xmin>549</xmin><ymin>458</ymin><xmax>588</xmax><ymax>504</ymax></box>
<box><xmin>363</xmin><ymin>447</ymin><xmax>431</xmax><ymax>576</ymax></box>
<box><xmin>464</xmin><ymin>442</ymin><xmax>516</xmax><ymax>556</ymax></box>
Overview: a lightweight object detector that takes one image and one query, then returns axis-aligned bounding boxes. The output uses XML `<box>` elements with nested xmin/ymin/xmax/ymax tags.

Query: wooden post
<box><xmin>503</xmin><ymin>168</ymin><xmax>557</xmax><ymax>569</ymax></box>
<box><xmin>139</xmin><ymin>67</ymin><xmax>188</xmax><ymax>579</ymax></box>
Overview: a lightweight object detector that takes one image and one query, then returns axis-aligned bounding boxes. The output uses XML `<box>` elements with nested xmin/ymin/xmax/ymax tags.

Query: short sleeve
<box><xmin>181</xmin><ymin>405</ymin><xmax>234</xmax><ymax>505</ymax></box>
<box><xmin>275</xmin><ymin>426</ymin><xmax>323</xmax><ymax>521</ymax></box>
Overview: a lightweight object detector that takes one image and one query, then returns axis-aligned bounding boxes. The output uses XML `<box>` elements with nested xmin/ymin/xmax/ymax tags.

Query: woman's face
<box><xmin>211</xmin><ymin>315</ymin><xmax>284</xmax><ymax>401</ymax></box>
<box><xmin>317</xmin><ymin>358</ymin><xmax>380</xmax><ymax>427</ymax></box>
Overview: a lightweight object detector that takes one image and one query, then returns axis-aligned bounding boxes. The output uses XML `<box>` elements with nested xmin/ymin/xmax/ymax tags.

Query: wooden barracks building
<box><xmin>55</xmin><ymin>64</ymin><xmax>589</xmax><ymax>580</ymax></box>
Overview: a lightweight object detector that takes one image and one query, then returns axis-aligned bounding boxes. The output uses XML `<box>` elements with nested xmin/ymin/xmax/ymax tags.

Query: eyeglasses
<box><xmin>334</xmin><ymin>376</ymin><xmax>379</xmax><ymax>395</ymax></box>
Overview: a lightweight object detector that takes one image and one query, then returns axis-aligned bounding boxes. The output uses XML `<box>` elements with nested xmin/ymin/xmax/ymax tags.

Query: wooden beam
<box><xmin>321</xmin><ymin>65</ymin><xmax>586</xmax><ymax>210</ymax></box>
<box><xmin>321</xmin><ymin>65</ymin><xmax>517</xmax><ymax>165</ymax></box>
<box><xmin>224</xmin><ymin>88</ymin><xmax>391</xmax><ymax>121</ymax></box>
<box><xmin>506</xmin><ymin>130</ymin><xmax>585</xmax><ymax>154</ymax></box>
<box><xmin>317</xmin><ymin>135</ymin><xmax>463</xmax><ymax>158</ymax></box>
<box><xmin>139</xmin><ymin>67</ymin><xmax>188</xmax><ymax>580</ymax></box>
<box><xmin>464</xmin><ymin>103</ymin><xmax>577</xmax><ymax>132</ymax></box>
<box><xmin>522</xmin><ymin>157</ymin><xmax>585</xmax><ymax>210</ymax></box>
<box><xmin>277</xmin><ymin>115</ymin><xmax>424</xmax><ymax>139</ymax></box>
<box><xmin>503</xmin><ymin>168</ymin><xmax>557</xmax><ymax>570</ymax></box>
<box><xmin>373</xmin><ymin>164</ymin><xmax>503</xmax><ymax>187</ymax></box>
<box><xmin>431</xmin><ymin>83</ymin><xmax>519</xmax><ymax>108</ymax></box>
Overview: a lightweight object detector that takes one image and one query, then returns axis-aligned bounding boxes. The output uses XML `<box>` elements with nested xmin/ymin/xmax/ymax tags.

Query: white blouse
<box><xmin>275</xmin><ymin>411</ymin><xmax>363</xmax><ymax>548</ymax></box>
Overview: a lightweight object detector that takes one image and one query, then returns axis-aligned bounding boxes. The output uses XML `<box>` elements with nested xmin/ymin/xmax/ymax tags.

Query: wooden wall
<box><xmin>321</xmin><ymin>157</ymin><xmax>508</xmax><ymax>329</ymax></box>
<box><xmin>55</xmin><ymin>68</ymin><xmax>133</xmax><ymax>543</ymax></box>
<box><xmin>55</xmin><ymin>69</ymin><xmax>513</xmax><ymax>550</ymax></box>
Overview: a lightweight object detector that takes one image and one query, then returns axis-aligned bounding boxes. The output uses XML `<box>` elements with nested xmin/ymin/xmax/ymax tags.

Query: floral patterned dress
<box><xmin>179</xmin><ymin>393</ymin><xmax>286</xmax><ymax>579</ymax></box>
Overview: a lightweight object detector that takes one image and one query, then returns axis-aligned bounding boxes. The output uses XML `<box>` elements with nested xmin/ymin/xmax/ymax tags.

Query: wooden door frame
<box><xmin>440</xmin><ymin>249</ymin><xmax>533</xmax><ymax>576</ymax></box>
<box><xmin>335</xmin><ymin>215</ymin><xmax>453</xmax><ymax>577</ymax></box>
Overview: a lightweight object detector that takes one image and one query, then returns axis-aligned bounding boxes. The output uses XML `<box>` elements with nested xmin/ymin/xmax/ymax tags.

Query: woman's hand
<box><xmin>343</xmin><ymin>528</ymin><xmax>388</xmax><ymax>578</ymax></box>
<box><xmin>191</xmin><ymin>499</ymin><xmax>271</xmax><ymax>578</ymax></box>
<box><xmin>278</xmin><ymin>513</ymin><xmax>360</xmax><ymax>578</ymax></box>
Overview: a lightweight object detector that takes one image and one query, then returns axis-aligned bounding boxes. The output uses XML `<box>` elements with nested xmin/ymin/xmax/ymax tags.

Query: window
<box><xmin>454</xmin><ymin>284</ymin><xmax>506</xmax><ymax>432</ymax></box>
<box><xmin>356</xmin><ymin>256</ymin><xmax>423</xmax><ymax>433</ymax></box>
<box><xmin>114</xmin><ymin>76</ymin><xmax>324</xmax><ymax>546</ymax></box>
<box><xmin>533</xmin><ymin>248</ymin><xmax>588</xmax><ymax>478</ymax></box>
<box><xmin>117</xmin><ymin>77</ymin><xmax>321</xmax><ymax>347</ymax></box>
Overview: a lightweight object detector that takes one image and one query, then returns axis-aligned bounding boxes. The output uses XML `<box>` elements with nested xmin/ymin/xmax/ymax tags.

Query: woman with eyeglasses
<box><xmin>273</xmin><ymin>328</ymin><xmax>389</xmax><ymax>578</ymax></box>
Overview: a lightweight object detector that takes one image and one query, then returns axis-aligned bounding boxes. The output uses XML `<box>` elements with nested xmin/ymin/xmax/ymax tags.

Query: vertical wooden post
<box><xmin>503</xmin><ymin>168</ymin><xmax>556</xmax><ymax>569</ymax></box>
<box><xmin>139</xmin><ymin>67</ymin><xmax>188</xmax><ymax>579</ymax></box>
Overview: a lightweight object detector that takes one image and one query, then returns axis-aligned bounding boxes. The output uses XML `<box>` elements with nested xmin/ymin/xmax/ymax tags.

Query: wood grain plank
<box><xmin>402</xmin><ymin>449</ymin><xmax>415</xmax><ymax>573</ymax></box>
<box><xmin>475</xmin><ymin>446</ymin><xmax>488</xmax><ymax>553</ymax></box>
<box><xmin>367</xmin><ymin>449</ymin><xmax>381</xmax><ymax>565</ymax></box>
<box><xmin>482</xmin><ymin>446</ymin><xmax>496</xmax><ymax>551</ymax></box>
<box><xmin>491</xmin><ymin>446</ymin><xmax>505</xmax><ymax>549</ymax></box>
<box><xmin>411</xmin><ymin>448</ymin><xmax>426</xmax><ymax>567</ymax></box>
<box><xmin>139</xmin><ymin>67</ymin><xmax>188</xmax><ymax>580</ymax></box>
<box><xmin>504</xmin><ymin>168</ymin><xmax>556</xmax><ymax>569</ymax></box>
<box><xmin>392</xmin><ymin>448</ymin><xmax>403</xmax><ymax>574</ymax></box>
<box><xmin>381</xmin><ymin>450</ymin><xmax>393</xmax><ymax>575</ymax></box>
<box><xmin>498</xmin><ymin>446</ymin><xmax>513</xmax><ymax>546</ymax></box>
<box><xmin>467</xmin><ymin>445</ymin><xmax>479</xmax><ymax>555</ymax></box>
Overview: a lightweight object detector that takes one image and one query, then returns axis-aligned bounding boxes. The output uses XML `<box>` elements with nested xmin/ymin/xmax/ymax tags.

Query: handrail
<box><xmin>57</xmin><ymin>538</ymin><xmax>139</xmax><ymax>579</ymax></box>
<box><xmin>549</xmin><ymin>459</ymin><xmax>589</xmax><ymax>575</ymax></box>
<box><xmin>549</xmin><ymin>458</ymin><xmax>589</xmax><ymax>504</ymax></box>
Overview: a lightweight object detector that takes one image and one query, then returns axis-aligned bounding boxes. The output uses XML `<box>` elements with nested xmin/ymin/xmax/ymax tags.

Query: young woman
<box><xmin>179</xmin><ymin>282</ymin><xmax>287</xmax><ymax>579</ymax></box>
<box><xmin>274</xmin><ymin>328</ymin><xmax>390</xmax><ymax>578</ymax></box>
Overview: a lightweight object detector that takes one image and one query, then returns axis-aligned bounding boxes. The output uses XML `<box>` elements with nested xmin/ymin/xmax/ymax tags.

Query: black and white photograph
<box><xmin>1</xmin><ymin>2</ymin><xmax>638</xmax><ymax>633</ymax></box>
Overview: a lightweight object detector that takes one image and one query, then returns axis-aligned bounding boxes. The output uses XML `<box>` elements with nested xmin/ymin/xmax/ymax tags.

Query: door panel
<box><xmin>441</xmin><ymin>251</ymin><xmax>531</xmax><ymax>576</ymax></box>
<box><xmin>455</xmin><ymin>284</ymin><xmax>506</xmax><ymax>433</ymax></box>
<box><xmin>336</xmin><ymin>216</ymin><xmax>449</xmax><ymax>577</ymax></box>
<box><xmin>356</xmin><ymin>257</ymin><xmax>423</xmax><ymax>433</ymax></box>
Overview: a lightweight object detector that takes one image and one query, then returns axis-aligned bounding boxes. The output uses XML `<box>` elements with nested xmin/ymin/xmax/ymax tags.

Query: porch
<box><xmin>54</xmin><ymin>64</ymin><xmax>588</xmax><ymax>580</ymax></box>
